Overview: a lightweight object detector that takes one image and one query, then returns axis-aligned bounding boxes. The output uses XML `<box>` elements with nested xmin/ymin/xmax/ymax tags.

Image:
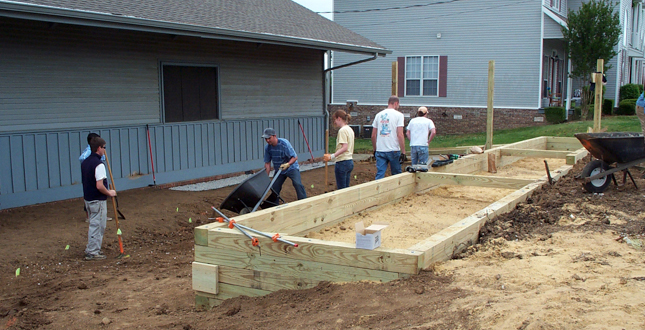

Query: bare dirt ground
<box><xmin>1</xmin><ymin>156</ymin><xmax>645</xmax><ymax>330</ymax></box>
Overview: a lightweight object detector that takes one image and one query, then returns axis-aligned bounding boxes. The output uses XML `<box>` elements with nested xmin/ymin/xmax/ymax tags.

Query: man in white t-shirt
<box><xmin>80</xmin><ymin>137</ymin><xmax>116</xmax><ymax>261</ymax></box>
<box><xmin>371</xmin><ymin>96</ymin><xmax>406</xmax><ymax>179</ymax></box>
<box><xmin>406</xmin><ymin>106</ymin><xmax>436</xmax><ymax>165</ymax></box>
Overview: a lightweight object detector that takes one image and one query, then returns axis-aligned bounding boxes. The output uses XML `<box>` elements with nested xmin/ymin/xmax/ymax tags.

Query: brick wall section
<box><xmin>327</xmin><ymin>104</ymin><xmax>547</xmax><ymax>137</ymax></box>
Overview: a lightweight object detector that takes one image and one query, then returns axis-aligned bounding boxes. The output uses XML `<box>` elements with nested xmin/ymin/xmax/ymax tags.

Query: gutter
<box><xmin>0</xmin><ymin>2</ymin><xmax>392</xmax><ymax>56</ymax></box>
<box><xmin>322</xmin><ymin>53</ymin><xmax>381</xmax><ymax>138</ymax></box>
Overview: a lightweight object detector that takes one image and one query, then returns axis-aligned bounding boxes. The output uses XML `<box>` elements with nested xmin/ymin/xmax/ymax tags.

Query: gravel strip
<box><xmin>171</xmin><ymin>161</ymin><xmax>328</xmax><ymax>191</ymax></box>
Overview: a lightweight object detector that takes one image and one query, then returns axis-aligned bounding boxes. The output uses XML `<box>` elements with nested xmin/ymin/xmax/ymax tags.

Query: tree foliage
<box><xmin>562</xmin><ymin>0</ymin><xmax>621</xmax><ymax>80</ymax></box>
<box><xmin>561</xmin><ymin>0</ymin><xmax>621</xmax><ymax>119</ymax></box>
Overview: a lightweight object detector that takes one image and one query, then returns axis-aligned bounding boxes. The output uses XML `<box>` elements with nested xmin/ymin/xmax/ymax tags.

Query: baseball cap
<box><xmin>418</xmin><ymin>107</ymin><xmax>428</xmax><ymax>115</ymax></box>
<box><xmin>261</xmin><ymin>128</ymin><xmax>276</xmax><ymax>138</ymax></box>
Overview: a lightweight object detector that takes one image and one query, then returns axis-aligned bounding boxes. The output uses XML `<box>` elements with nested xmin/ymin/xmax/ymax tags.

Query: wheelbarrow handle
<box><xmin>251</xmin><ymin>168</ymin><xmax>282</xmax><ymax>213</ymax></box>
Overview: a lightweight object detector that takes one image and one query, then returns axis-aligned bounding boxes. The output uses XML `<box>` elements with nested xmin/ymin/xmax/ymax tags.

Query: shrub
<box><xmin>602</xmin><ymin>99</ymin><xmax>614</xmax><ymax>115</ymax></box>
<box><xmin>616</xmin><ymin>99</ymin><xmax>637</xmax><ymax>115</ymax></box>
<box><xmin>572</xmin><ymin>106</ymin><xmax>581</xmax><ymax>120</ymax></box>
<box><xmin>619</xmin><ymin>84</ymin><xmax>642</xmax><ymax>101</ymax></box>
<box><xmin>575</xmin><ymin>105</ymin><xmax>595</xmax><ymax>120</ymax></box>
<box><xmin>544</xmin><ymin>107</ymin><xmax>566</xmax><ymax>123</ymax></box>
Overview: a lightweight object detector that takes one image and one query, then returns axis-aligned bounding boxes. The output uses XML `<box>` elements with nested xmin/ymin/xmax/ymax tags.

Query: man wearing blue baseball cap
<box><xmin>262</xmin><ymin>128</ymin><xmax>307</xmax><ymax>202</ymax></box>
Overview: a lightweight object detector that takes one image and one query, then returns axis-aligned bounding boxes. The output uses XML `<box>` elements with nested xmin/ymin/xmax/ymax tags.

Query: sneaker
<box><xmin>84</xmin><ymin>253</ymin><xmax>107</xmax><ymax>261</ymax></box>
<box><xmin>107</xmin><ymin>217</ymin><xmax>113</xmax><ymax>221</ymax></box>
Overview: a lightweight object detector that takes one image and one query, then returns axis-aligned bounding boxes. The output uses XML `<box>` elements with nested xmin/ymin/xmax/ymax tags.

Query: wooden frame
<box><xmin>193</xmin><ymin>137</ymin><xmax>588</xmax><ymax>308</ymax></box>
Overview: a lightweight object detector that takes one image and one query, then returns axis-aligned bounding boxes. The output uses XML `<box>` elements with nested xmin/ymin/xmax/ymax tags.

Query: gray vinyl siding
<box><xmin>0</xmin><ymin>117</ymin><xmax>324</xmax><ymax>210</ymax></box>
<box><xmin>0</xmin><ymin>18</ymin><xmax>323</xmax><ymax>132</ymax></box>
<box><xmin>0</xmin><ymin>17</ymin><xmax>326</xmax><ymax>210</ymax></box>
<box><xmin>544</xmin><ymin>16</ymin><xmax>564</xmax><ymax>39</ymax></box>
<box><xmin>332</xmin><ymin>0</ymin><xmax>544</xmax><ymax>109</ymax></box>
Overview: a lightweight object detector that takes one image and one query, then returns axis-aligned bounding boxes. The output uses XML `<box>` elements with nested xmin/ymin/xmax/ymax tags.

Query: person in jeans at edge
<box><xmin>324</xmin><ymin>109</ymin><xmax>355</xmax><ymax>189</ymax></box>
<box><xmin>636</xmin><ymin>85</ymin><xmax>645</xmax><ymax>135</ymax></box>
<box><xmin>81</xmin><ymin>137</ymin><xmax>116</xmax><ymax>261</ymax></box>
<box><xmin>406</xmin><ymin>106</ymin><xmax>436</xmax><ymax>166</ymax></box>
<box><xmin>371</xmin><ymin>95</ymin><xmax>406</xmax><ymax>180</ymax></box>
<box><xmin>262</xmin><ymin>128</ymin><xmax>307</xmax><ymax>205</ymax></box>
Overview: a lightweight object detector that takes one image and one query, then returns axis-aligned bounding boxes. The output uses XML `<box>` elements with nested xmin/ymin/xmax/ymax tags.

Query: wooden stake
<box><xmin>325</xmin><ymin>129</ymin><xmax>329</xmax><ymax>188</ymax></box>
<box><xmin>486</xmin><ymin>60</ymin><xmax>495</xmax><ymax>150</ymax></box>
<box><xmin>392</xmin><ymin>61</ymin><xmax>398</xmax><ymax>96</ymax></box>
<box><xmin>593</xmin><ymin>59</ymin><xmax>604</xmax><ymax>133</ymax></box>
<box><xmin>487</xmin><ymin>153</ymin><xmax>497</xmax><ymax>173</ymax></box>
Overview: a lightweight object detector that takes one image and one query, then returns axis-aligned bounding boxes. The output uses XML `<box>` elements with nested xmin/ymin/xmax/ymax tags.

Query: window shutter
<box><xmin>439</xmin><ymin>56</ymin><xmax>447</xmax><ymax>97</ymax></box>
<box><xmin>397</xmin><ymin>57</ymin><xmax>405</xmax><ymax>97</ymax></box>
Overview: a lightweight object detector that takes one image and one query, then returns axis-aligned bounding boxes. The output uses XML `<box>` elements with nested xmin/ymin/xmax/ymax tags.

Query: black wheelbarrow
<box><xmin>219</xmin><ymin>169</ymin><xmax>284</xmax><ymax>214</ymax></box>
<box><xmin>575</xmin><ymin>132</ymin><xmax>645</xmax><ymax>193</ymax></box>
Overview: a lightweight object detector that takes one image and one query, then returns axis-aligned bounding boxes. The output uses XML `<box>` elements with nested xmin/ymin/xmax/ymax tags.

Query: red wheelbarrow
<box><xmin>575</xmin><ymin>132</ymin><xmax>645</xmax><ymax>193</ymax></box>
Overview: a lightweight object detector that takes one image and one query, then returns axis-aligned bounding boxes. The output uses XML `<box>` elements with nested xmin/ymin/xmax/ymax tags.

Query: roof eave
<box><xmin>0</xmin><ymin>2</ymin><xmax>391</xmax><ymax>56</ymax></box>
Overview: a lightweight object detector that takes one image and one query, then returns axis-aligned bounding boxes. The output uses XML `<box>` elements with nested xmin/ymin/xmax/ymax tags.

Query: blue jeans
<box><xmin>375</xmin><ymin>151</ymin><xmax>402</xmax><ymax>180</ymax></box>
<box><xmin>410</xmin><ymin>146</ymin><xmax>429</xmax><ymax>165</ymax></box>
<box><xmin>334</xmin><ymin>160</ymin><xmax>354</xmax><ymax>189</ymax></box>
<box><xmin>271</xmin><ymin>169</ymin><xmax>307</xmax><ymax>200</ymax></box>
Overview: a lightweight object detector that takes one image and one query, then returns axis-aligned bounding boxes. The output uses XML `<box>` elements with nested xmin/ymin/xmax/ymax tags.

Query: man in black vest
<box><xmin>81</xmin><ymin>137</ymin><xmax>116</xmax><ymax>261</ymax></box>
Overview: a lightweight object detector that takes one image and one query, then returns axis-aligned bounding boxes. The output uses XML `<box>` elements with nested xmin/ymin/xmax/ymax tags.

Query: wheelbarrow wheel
<box><xmin>581</xmin><ymin>159</ymin><xmax>611</xmax><ymax>193</ymax></box>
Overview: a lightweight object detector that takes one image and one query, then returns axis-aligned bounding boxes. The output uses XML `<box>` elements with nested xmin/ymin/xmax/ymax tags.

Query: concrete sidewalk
<box><xmin>171</xmin><ymin>154</ymin><xmax>372</xmax><ymax>192</ymax></box>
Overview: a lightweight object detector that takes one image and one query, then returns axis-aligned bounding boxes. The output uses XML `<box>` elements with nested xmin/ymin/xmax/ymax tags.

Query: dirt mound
<box><xmin>1</xmin><ymin>158</ymin><xmax>644</xmax><ymax>329</ymax></box>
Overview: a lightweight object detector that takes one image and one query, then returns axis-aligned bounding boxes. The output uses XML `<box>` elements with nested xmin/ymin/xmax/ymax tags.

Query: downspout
<box><xmin>322</xmin><ymin>52</ymin><xmax>380</xmax><ymax>138</ymax></box>
<box><xmin>565</xmin><ymin>59</ymin><xmax>573</xmax><ymax>120</ymax></box>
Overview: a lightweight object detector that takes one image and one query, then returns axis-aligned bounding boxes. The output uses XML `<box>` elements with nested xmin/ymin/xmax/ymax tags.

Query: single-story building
<box><xmin>0</xmin><ymin>0</ymin><xmax>390</xmax><ymax>210</ymax></box>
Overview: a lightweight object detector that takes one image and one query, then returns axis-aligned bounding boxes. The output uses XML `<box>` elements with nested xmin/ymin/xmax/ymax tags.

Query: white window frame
<box><xmin>549</xmin><ymin>0</ymin><xmax>561</xmax><ymax>12</ymax></box>
<box><xmin>404</xmin><ymin>55</ymin><xmax>440</xmax><ymax>97</ymax></box>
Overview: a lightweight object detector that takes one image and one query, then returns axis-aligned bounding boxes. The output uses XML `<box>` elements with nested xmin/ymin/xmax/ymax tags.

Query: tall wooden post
<box><xmin>324</xmin><ymin>129</ymin><xmax>329</xmax><ymax>189</ymax></box>
<box><xmin>392</xmin><ymin>61</ymin><xmax>398</xmax><ymax>96</ymax></box>
<box><xmin>485</xmin><ymin>60</ymin><xmax>495</xmax><ymax>150</ymax></box>
<box><xmin>593</xmin><ymin>59</ymin><xmax>604</xmax><ymax>132</ymax></box>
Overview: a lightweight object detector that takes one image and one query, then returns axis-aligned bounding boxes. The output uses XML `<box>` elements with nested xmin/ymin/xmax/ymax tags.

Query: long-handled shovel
<box><xmin>104</xmin><ymin>153</ymin><xmax>130</xmax><ymax>259</ymax></box>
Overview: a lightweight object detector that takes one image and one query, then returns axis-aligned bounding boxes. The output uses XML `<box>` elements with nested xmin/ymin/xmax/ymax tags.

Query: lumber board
<box><xmin>427</xmin><ymin>144</ymin><xmax>508</xmax><ymax>155</ymax></box>
<box><xmin>194</xmin><ymin>223</ymin><xmax>220</xmax><ymax>247</ymax></box>
<box><xmin>429</xmin><ymin>153</ymin><xmax>487</xmax><ymax>173</ymax></box>
<box><xmin>293</xmin><ymin>184</ymin><xmax>416</xmax><ymax>236</ymax></box>
<box><xmin>229</xmin><ymin>173</ymin><xmax>416</xmax><ymax>235</ymax></box>
<box><xmin>499</xmin><ymin>148</ymin><xmax>572</xmax><ymax>159</ymax></box>
<box><xmin>213</xmin><ymin>283</ymin><xmax>271</xmax><ymax>300</ymax></box>
<box><xmin>411</xmin><ymin>181</ymin><xmax>542</xmax><ymax>267</ymax></box>
<box><xmin>510</xmin><ymin>136</ymin><xmax>547</xmax><ymax>150</ymax></box>
<box><xmin>217</xmin><ymin>265</ymin><xmax>319</xmax><ymax>292</ymax></box>
<box><xmin>194</xmin><ymin>245</ymin><xmax>401</xmax><ymax>282</ymax></box>
<box><xmin>411</xmin><ymin>164</ymin><xmax>572</xmax><ymax>268</ymax></box>
<box><xmin>566</xmin><ymin>148</ymin><xmax>589</xmax><ymax>165</ymax></box>
<box><xmin>546</xmin><ymin>136</ymin><xmax>580</xmax><ymax>144</ymax></box>
<box><xmin>195</xmin><ymin>293</ymin><xmax>224</xmax><ymax>309</ymax></box>
<box><xmin>546</xmin><ymin>142</ymin><xmax>583</xmax><ymax>151</ymax></box>
<box><xmin>545</xmin><ymin>137</ymin><xmax>582</xmax><ymax>151</ymax></box>
<box><xmin>192</xmin><ymin>262</ymin><xmax>218</xmax><ymax>295</ymax></box>
<box><xmin>202</xmin><ymin>228</ymin><xmax>420</xmax><ymax>274</ymax></box>
<box><xmin>415</xmin><ymin>172</ymin><xmax>536</xmax><ymax>190</ymax></box>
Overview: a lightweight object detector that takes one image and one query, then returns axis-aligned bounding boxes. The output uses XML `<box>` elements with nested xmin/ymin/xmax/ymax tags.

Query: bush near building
<box><xmin>544</xmin><ymin>107</ymin><xmax>566</xmax><ymax>123</ymax></box>
<box><xmin>616</xmin><ymin>99</ymin><xmax>637</xmax><ymax>115</ymax></box>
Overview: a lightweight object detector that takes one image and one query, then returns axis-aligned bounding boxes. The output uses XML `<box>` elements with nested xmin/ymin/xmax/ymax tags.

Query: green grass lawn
<box><xmin>331</xmin><ymin>115</ymin><xmax>642</xmax><ymax>153</ymax></box>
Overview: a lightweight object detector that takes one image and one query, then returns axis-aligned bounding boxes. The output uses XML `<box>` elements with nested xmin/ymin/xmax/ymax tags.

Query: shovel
<box><xmin>104</xmin><ymin>153</ymin><xmax>130</xmax><ymax>259</ymax></box>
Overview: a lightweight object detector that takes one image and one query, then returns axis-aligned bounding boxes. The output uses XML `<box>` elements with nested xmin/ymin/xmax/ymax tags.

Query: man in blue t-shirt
<box><xmin>262</xmin><ymin>128</ymin><xmax>307</xmax><ymax>204</ymax></box>
<box><xmin>637</xmin><ymin>91</ymin><xmax>645</xmax><ymax>134</ymax></box>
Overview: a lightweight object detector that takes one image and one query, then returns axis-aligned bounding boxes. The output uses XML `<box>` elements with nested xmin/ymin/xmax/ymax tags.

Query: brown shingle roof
<box><xmin>0</xmin><ymin>0</ymin><xmax>389</xmax><ymax>54</ymax></box>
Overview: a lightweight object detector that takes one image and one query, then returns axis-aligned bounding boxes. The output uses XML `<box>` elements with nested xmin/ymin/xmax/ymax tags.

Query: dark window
<box><xmin>162</xmin><ymin>64</ymin><xmax>219</xmax><ymax>123</ymax></box>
